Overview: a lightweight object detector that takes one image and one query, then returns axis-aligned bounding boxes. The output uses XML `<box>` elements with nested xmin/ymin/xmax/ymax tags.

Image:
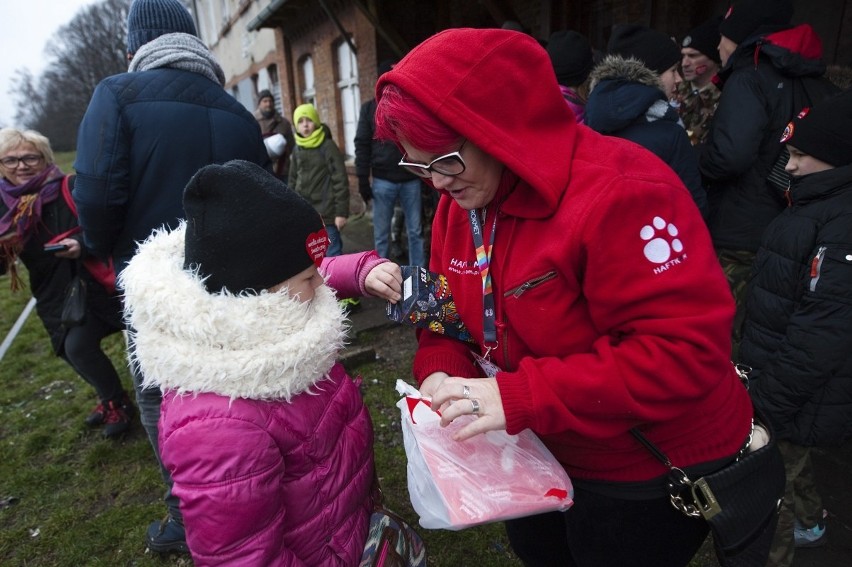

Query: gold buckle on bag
<box><xmin>692</xmin><ymin>478</ymin><xmax>723</xmax><ymax>520</ymax></box>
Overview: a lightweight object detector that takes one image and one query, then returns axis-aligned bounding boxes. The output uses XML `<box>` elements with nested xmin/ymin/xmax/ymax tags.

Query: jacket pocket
<box><xmin>504</xmin><ymin>270</ymin><xmax>557</xmax><ymax>298</ymax></box>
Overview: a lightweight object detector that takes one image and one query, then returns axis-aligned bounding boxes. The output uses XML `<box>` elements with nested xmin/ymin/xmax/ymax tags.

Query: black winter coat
<box><xmin>740</xmin><ymin>165</ymin><xmax>852</xmax><ymax>446</ymax></box>
<box><xmin>354</xmin><ymin>99</ymin><xmax>418</xmax><ymax>183</ymax></box>
<box><xmin>700</xmin><ymin>25</ymin><xmax>833</xmax><ymax>253</ymax></box>
<box><xmin>74</xmin><ymin>67</ymin><xmax>270</xmax><ymax>272</ymax></box>
<box><xmin>0</xmin><ymin>176</ymin><xmax>122</xmax><ymax>354</ymax></box>
<box><xmin>585</xmin><ymin>56</ymin><xmax>707</xmax><ymax>218</ymax></box>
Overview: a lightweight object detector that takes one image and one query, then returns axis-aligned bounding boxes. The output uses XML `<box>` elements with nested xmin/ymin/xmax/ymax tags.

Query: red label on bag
<box><xmin>407</xmin><ymin>396</ymin><xmax>439</xmax><ymax>424</ymax></box>
<box><xmin>545</xmin><ymin>488</ymin><xmax>569</xmax><ymax>500</ymax></box>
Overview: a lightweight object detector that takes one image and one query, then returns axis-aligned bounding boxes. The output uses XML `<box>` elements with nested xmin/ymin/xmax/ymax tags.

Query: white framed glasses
<box><xmin>398</xmin><ymin>140</ymin><xmax>467</xmax><ymax>178</ymax></box>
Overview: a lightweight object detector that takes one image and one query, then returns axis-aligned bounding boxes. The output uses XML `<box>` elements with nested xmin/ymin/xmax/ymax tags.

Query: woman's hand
<box><xmin>430</xmin><ymin>376</ymin><xmax>506</xmax><ymax>441</ymax></box>
<box><xmin>419</xmin><ymin>371</ymin><xmax>449</xmax><ymax>398</ymax></box>
<box><xmin>334</xmin><ymin>216</ymin><xmax>347</xmax><ymax>230</ymax></box>
<box><xmin>54</xmin><ymin>238</ymin><xmax>81</xmax><ymax>260</ymax></box>
<box><xmin>364</xmin><ymin>261</ymin><xmax>402</xmax><ymax>302</ymax></box>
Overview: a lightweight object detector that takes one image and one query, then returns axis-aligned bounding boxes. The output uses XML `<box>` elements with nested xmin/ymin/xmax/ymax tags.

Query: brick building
<box><xmin>190</xmin><ymin>0</ymin><xmax>852</xmax><ymax>203</ymax></box>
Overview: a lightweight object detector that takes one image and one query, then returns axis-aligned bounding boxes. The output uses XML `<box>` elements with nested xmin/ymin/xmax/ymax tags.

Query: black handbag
<box><xmin>61</xmin><ymin>265</ymin><xmax>87</xmax><ymax>327</ymax></box>
<box><xmin>631</xmin><ymin>364</ymin><xmax>785</xmax><ymax>567</ymax></box>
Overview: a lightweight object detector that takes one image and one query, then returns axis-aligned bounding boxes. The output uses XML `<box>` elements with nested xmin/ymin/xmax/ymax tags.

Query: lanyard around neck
<box><xmin>468</xmin><ymin>207</ymin><xmax>499</xmax><ymax>350</ymax></box>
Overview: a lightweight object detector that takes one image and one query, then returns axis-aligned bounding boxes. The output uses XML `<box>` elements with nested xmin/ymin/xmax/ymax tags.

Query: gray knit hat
<box><xmin>127</xmin><ymin>0</ymin><xmax>197</xmax><ymax>54</ymax></box>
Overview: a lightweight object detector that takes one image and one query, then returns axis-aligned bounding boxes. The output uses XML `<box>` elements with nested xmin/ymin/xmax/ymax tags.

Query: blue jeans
<box><xmin>372</xmin><ymin>177</ymin><xmax>424</xmax><ymax>266</ymax></box>
<box><xmin>128</xmin><ymin>333</ymin><xmax>182</xmax><ymax>523</ymax></box>
<box><xmin>325</xmin><ymin>223</ymin><xmax>342</xmax><ymax>257</ymax></box>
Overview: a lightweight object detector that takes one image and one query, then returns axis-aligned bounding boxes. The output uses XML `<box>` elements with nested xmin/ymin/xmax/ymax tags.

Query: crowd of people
<box><xmin>1</xmin><ymin>0</ymin><xmax>850</xmax><ymax>565</ymax></box>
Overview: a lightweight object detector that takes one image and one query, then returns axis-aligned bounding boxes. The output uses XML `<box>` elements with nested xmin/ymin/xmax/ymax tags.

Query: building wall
<box><xmin>287</xmin><ymin>6</ymin><xmax>377</xmax><ymax>154</ymax></box>
<box><xmin>194</xmin><ymin>0</ymin><xmax>851</xmax><ymax>218</ymax></box>
<box><xmin>194</xmin><ymin>0</ymin><xmax>281</xmax><ymax>113</ymax></box>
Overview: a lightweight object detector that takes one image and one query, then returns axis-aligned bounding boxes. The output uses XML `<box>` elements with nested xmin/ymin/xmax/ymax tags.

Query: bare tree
<box><xmin>10</xmin><ymin>0</ymin><xmax>131</xmax><ymax>151</ymax></box>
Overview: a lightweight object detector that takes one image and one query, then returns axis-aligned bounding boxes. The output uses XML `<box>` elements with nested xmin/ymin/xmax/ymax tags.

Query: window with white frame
<box><xmin>267</xmin><ymin>65</ymin><xmax>281</xmax><ymax>112</ymax></box>
<box><xmin>204</xmin><ymin>0</ymin><xmax>217</xmax><ymax>40</ymax></box>
<box><xmin>220</xmin><ymin>0</ymin><xmax>230</xmax><ymax>25</ymax></box>
<box><xmin>336</xmin><ymin>40</ymin><xmax>360</xmax><ymax>157</ymax></box>
<box><xmin>301</xmin><ymin>56</ymin><xmax>316</xmax><ymax>108</ymax></box>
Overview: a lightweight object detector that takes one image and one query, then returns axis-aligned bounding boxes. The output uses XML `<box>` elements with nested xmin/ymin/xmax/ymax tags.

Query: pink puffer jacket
<box><xmin>160</xmin><ymin>363</ymin><xmax>374</xmax><ymax>566</ymax></box>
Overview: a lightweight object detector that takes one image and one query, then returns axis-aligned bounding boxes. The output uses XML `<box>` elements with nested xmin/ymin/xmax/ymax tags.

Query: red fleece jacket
<box><xmin>379</xmin><ymin>28</ymin><xmax>752</xmax><ymax>483</ymax></box>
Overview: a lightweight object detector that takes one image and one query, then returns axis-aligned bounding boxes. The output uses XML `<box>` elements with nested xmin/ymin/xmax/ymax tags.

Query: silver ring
<box><xmin>470</xmin><ymin>399</ymin><xmax>480</xmax><ymax>414</ymax></box>
<box><xmin>462</xmin><ymin>385</ymin><xmax>471</xmax><ymax>399</ymax></box>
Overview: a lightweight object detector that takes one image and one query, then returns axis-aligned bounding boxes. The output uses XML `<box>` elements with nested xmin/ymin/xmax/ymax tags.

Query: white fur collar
<box><xmin>120</xmin><ymin>223</ymin><xmax>347</xmax><ymax>401</ymax></box>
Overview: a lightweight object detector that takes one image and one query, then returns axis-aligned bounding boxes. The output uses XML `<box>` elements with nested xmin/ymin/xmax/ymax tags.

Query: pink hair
<box><xmin>374</xmin><ymin>84</ymin><xmax>461</xmax><ymax>153</ymax></box>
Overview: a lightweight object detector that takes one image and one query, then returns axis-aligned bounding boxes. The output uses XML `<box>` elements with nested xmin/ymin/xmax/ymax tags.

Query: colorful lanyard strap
<box><xmin>468</xmin><ymin>207</ymin><xmax>499</xmax><ymax>353</ymax></box>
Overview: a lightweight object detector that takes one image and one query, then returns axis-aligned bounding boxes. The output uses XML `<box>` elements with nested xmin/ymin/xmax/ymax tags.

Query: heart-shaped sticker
<box><xmin>305</xmin><ymin>228</ymin><xmax>330</xmax><ymax>266</ymax></box>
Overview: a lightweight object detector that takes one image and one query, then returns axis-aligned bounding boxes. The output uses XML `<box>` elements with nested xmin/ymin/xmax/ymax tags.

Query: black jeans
<box><xmin>62</xmin><ymin>313</ymin><xmax>125</xmax><ymax>403</ymax></box>
<box><xmin>505</xmin><ymin>486</ymin><xmax>709</xmax><ymax>567</ymax></box>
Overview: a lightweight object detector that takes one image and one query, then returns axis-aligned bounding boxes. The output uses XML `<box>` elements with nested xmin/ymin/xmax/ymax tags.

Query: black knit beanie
<box><xmin>257</xmin><ymin>89</ymin><xmax>273</xmax><ymax>102</ymax></box>
<box><xmin>780</xmin><ymin>89</ymin><xmax>852</xmax><ymax>167</ymax></box>
<box><xmin>547</xmin><ymin>30</ymin><xmax>594</xmax><ymax>87</ymax></box>
<box><xmin>183</xmin><ymin>160</ymin><xmax>329</xmax><ymax>294</ymax></box>
<box><xmin>718</xmin><ymin>0</ymin><xmax>794</xmax><ymax>44</ymax></box>
<box><xmin>681</xmin><ymin>16</ymin><xmax>723</xmax><ymax>64</ymax></box>
<box><xmin>607</xmin><ymin>24</ymin><xmax>681</xmax><ymax>74</ymax></box>
<box><xmin>127</xmin><ymin>0</ymin><xmax>198</xmax><ymax>54</ymax></box>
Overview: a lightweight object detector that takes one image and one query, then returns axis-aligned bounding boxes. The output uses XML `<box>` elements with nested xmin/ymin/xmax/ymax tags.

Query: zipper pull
<box><xmin>512</xmin><ymin>282</ymin><xmax>531</xmax><ymax>298</ymax></box>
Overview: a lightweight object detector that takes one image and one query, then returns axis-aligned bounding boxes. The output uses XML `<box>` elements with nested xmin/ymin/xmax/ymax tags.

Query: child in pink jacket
<box><xmin>121</xmin><ymin>160</ymin><xmax>401</xmax><ymax>566</ymax></box>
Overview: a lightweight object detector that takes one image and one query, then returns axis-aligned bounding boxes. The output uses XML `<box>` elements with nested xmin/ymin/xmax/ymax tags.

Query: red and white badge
<box><xmin>305</xmin><ymin>227</ymin><xmax>329</xmax><ymax>267</ymax></box>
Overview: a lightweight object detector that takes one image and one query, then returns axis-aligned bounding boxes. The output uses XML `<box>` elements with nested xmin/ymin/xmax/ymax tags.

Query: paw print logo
<box><xmin>640</xmin><ymin>217</ymin><xmax>683</xmax><ymax>264</ymax></box>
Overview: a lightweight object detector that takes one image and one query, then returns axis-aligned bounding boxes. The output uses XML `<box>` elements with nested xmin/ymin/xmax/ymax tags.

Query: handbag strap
<box><xmin>631</xmin><ymin>425</ymin><xmax>709</xmax><ymax>518</ymax></box>
<box><xmin>630</xmin><ymin>363</ymin><xmax>755</xmax><ymax>519</ymax></box>
<box><xmin>630</xmin><ymin>427</ymin><xmax>673</xmax><ymax>469</ymax></box>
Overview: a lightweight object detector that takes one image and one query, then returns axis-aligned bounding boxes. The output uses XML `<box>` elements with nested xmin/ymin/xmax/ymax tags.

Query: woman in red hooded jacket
<box><xmin>375</xmin><ymin>28</ymin><xmax>754</xmax><ymax>566</ymax></box>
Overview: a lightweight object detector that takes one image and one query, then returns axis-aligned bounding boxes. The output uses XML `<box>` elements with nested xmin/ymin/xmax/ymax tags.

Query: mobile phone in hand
<box><xmin>43</xmin><ymin>243</ymin><xmax>69</xmax><ymax>253</ymax></box>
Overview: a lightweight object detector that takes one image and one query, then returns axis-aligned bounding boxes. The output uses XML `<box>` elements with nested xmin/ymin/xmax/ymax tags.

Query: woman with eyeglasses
<box><xmin>375</xmin><ymin>29</ymin><xmax>754</xmax><ymax>566</ymax></box>
<box><xmin>0</xmin><ymin>128</ymin><xmax>133</xmax><ymax>438</ymax></box>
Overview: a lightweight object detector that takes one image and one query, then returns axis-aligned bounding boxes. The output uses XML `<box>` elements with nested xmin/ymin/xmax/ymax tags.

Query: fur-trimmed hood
<box><xmin>120</xmin><ymin>222</ymin><xmax>346</xmax><ymax>401</ymax></box>
<box><xmin>586</xmin><ymin>55</ymin><xmax>680</xmax><ymax>134</ymax></box>
<box><xmin>589</xmin><ymin>54</ymin><xmax>663</xmax><ymax>92</ymax></box>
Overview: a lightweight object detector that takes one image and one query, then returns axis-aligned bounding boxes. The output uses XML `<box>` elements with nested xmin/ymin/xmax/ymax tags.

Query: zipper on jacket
<box><xmin>504</xmin><ymin>271</ymin><xmax>558</xmax><ymax>298</ymax></box>
<box><xmin>809</xmin><ymin>246</ymin><xmax>826</xmax><ymax>292</ymax></box>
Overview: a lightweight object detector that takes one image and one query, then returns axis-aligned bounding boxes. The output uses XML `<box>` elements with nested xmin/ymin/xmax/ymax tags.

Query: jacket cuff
<box><xmin>496</xmin><ymin>370</ymin><xmax>535</xmax><ymax>435</ymax></box>
<box><xmin>412</xmin><ymin>349</ymin><xmax>479</xmax><ymax>385</ymax></box>
<box><xmin>358</xmin><ymin>252</ymin><xmax>388</xmax><ymax>296</ymax></box>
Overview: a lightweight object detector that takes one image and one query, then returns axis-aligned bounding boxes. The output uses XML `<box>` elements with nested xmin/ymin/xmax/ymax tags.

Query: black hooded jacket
<box><xmin>700</xmin><ymin>24</ymin><xmax>834</xmax><ymax>252</ymax></box>
<box><xmin>740</xmin><ymin>164</ymin><xmax>852</xmax><ymax>446</ymax></box>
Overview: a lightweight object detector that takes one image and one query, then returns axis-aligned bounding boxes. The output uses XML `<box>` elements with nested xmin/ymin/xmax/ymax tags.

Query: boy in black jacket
<box><xmin>740</xmin><ymin>89</ymin><xmax>852</xmax><ymax>566</ymax></box>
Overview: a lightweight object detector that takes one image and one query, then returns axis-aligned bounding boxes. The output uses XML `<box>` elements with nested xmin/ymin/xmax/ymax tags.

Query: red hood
<box><xmin>764</xmin><ymin>24</ymin><xmax>823</xmax><ymax>61</ymax></box>
<box><xmin>376</xmin><ymin>28</ymin><xmax>578</xmax><ymax>214</ymax></box>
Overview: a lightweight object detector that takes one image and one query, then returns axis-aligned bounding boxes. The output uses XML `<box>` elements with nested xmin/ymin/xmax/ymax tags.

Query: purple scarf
<box><xmin>0</xmin><ymin>164</ymin><xmax>64</xmax><ymax>242</ymax></box>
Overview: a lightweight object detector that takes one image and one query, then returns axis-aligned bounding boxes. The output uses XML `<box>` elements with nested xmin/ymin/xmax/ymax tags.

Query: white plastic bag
<box><xmin>395</xmin><ymin>380</ymin><xmax>573</xmax><ymax>530</ymax></box>
<box><xmin>263</xmin><ymin>133</ymin><xmax>287</xmax><ymax>159</ymax></box>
